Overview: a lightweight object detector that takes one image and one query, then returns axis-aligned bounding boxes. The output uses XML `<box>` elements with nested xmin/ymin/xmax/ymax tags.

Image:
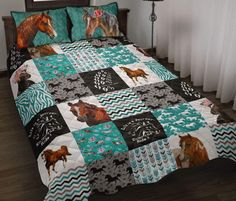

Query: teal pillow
<box><xmin>11</xmin><ymin>8</ymin><xmax>71</xmax><ymax>48</ymax></box>
<box><xmin>67</xmin><ymin>2</ymin><xmax>121</xmax><ymax>41</ymax></box>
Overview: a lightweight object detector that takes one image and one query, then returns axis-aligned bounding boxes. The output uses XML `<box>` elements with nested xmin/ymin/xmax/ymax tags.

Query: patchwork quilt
<box><xmin>8</xmin><ymin>37</ymin><xmax>236</xmax><ymax>201</ymax></box>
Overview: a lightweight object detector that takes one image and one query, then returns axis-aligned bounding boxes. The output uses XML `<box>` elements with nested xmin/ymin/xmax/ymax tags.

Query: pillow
<box><xmin>67</xmin><ymin>2</ymin><xmax>121</xmax><ymax>41</ymax></box>
<box><xmin>11</xmin><ymin>8</ymin><xmax>71</xmax><ymax>48</ymax></box>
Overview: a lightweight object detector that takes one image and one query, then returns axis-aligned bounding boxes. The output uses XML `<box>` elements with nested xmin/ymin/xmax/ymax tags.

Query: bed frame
<box><xmin>2</xmin><ymin>0</ymin><xmax>130</xmax><ymax>53</ymax></box>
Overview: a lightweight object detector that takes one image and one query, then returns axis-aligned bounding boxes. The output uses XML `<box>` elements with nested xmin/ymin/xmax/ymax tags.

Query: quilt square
<box><xmin>57</xmin><ymin>96</ymin><xmax>111</xmax><ymax>131</ymax></box>
<box><xmin>144</xmin><ymin>60</ymin><xmax>178</xmax><ymax>81</ymax></box>
<box><xmin>87</xmin><ymin>37</ymin><xmax>122</xmax><ymax>48</ymax></box>
<box><xmin>165</xmin><ymin>79</ymin><xmax>203</xmax><ymax>102</ymax></box>
<box><xmin>189</xmin><ymin>98</ymin><xmax>234</xmax><ymax>125</ymax></box>
<box><xmin>210</xmin><ymin>123</ymin><xmax>236</xmax><ymax>162</ymax></box>
<box><xmin>65</xmin><ymin>49</ymin><xmax>108</xmax><ymax>73</ymax></box>
<box><xmin>96</xmin><ymin>45</ymin><xmax>140</xmax><ymax>67</ymax></box>
<box><xmin>72</xmin><ymin>122</ymin><xmax>128</xmax><ymax>164</ymax></box>
<box><xmin>97</xmin><ymin>89</ymin><xmax>150</xmax><ymax>120</ymax></box>
<box><xmin>87</xmin><ymin>152</ymin><xmax>135</xmax><ymax>194</ymax></box>
<box><xmin>113</xmin><ymin>63</ymin><xmax>162</xmax><ymax>88</ymax></box>
<box><xmin>129</xmin><ymin>139</ymin><xmax>177</xmax><ymax>184</ymax></box>
<box><xmin>33</xmin><ymin>54</ymin><xmax>76</xmax><ymax>81</ymax></box>
<box><xmin>153</xmin><ymin>103</ymin><xmax>207</xmax><ymax>137</ymax></box>
<box><xmin>25</xmin><ymin>106</ymin><xmax>70</xmax><ymax>158</ymax></box>
<box><xmin>28</xmin><ymin>44</ymin><xmax>62</xmax><ymax>59</ymax></box>
<box><xmin>133</xmin><ymin>82</ymin><xmax>186</xmax><ymax>111</ymax></box>
<box><xmin>168</xmin><ymin>127</ymin><xmax>218</xmax><ymax>168</ymax></box>
<box><xmin>80</xmin><ymin>68</ymin><xmax>129</xmax><ymax>95</ymax></box>
<box><xmin>60</xmin><ymin>40</ymin><xmax>93</xmax><ymax>53</ymax></box>
<box><xmin>10</xmin><ymin>60</ymin><xmax>43</xmax><ymax>99</ymax></box>
<box><xmin>114</xmin><ymin>112</ymin><xmax>166</xmax><ymax>150</ymax></box>
<box><xmin>45</xmin><ymin>73</ymin><xmax>93</xmax><ymax>104</ymax></box>
<box><xmin>16</xmin><ymin>82</ymin><xmax>55</xmax><ymax>126</ymax></box>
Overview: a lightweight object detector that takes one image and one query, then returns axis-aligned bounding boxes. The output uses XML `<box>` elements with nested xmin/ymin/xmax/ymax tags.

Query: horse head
<box><xmin>68</xmin><ymin>100</ymin><xmax>89</xmax><ymax>122</ymax></box>
<box><xmin>38</xmin><ymin>12</ymin><xmax>57</xmax><ymax>39</ymax></box>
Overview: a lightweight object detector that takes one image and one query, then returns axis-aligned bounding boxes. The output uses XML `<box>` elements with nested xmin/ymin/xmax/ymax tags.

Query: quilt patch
<box><xmin>97</xmin><ymin>89</ymin><xmax>150</xmax><ymax>120</ymax></box>
<box><xmin>87</xmin><ymin>152</ymin><xmax>135</xmax><ymax>194</ymax></box>
<box><xmin>168</xmin><ymin>127</ymin><xmax>218</xmax><ymax>168</ymax></box>
<box><xmin>144</xmin><ymin>60</ymin><xmax>178</xmax><ymax>81</ymax></box>
<box><xmin>114</xmin><ymin>112</ymin><xmax>166</xmax><ymax>150</ymax></box>
<box><xmin>153</xmin><ymin>103</ymin><xmax>207</xmax><ymax>137</ymax></box>
<box><xmin>133</xmin><ymin>82</ymin><xmax>186</xmax><ymax>111</ymax></box>
<box><xmin>210</xmin><ymin>123</ymin><xmax>236</xmax><ymax>162</ymax></box>
<box><xmin>72</xmin><ymin>122</ymin><xmax>128</xmax><ymax>164</ymax></box>
<box><xmin>16</xmin><ymin>82</ymin><xmax>55</xmax><ymax>126</ymax></box>
<box><xmin>60</xmin><ymin>41</ymin><xmax>93</xmax><ymax>53</ymax></box>
<box><xmin>129</xmin><ymin>139</ymin><xmax>177</xmax><ymax>184</ymax></box>
<box><xmin>97</xmin><ymin>45</ymin><xmax>140</xmax><ymax>67</ymax></box>
<box><xmin>33</xmin><ymin>54</ymin><xmax>76</xmax><ymax>81</ymax></box>
<box><xmin>44</xmin><ymin>165</ymin><xmax>91</xmax><ymax>201</ymax></box>
<box><xmin>25</xmin><ymin>106</ymin><xmax>70</xmax><ymax>157</ymax></box>
<box><xmin>113</xmin><ymin>63</ymin><xmax>162</xmax><ymax>88</ymax></box>
<box><xmin>80</xmin><ymin>68</ymin><xmax>129</xmax><ymax>95</ymax></box>
<box><xmin>165</xmin><ymin>79</ymin><xmax>202</xmax><ymax>102</ymax></box>
<box><xmin>57</xmin><ymin>96</ymin><xmax>111</xmax><ymax>131</ymax></box>
<box><xmin>45</xmin><ymin>73</ymin><xmax>93</xmax><ymax>104</ymax></box>
<box><xmin>87</xmin><ymin>37</ymin><xmax>122</xmax><ymax>48</ymax></box>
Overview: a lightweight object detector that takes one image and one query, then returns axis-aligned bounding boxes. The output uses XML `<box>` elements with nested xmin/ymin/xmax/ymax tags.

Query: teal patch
<box><xmin>129</xmin><ymin>139</ymin><xmax>177</xmax><ymax>184</ymax></box>
<box><xmin>33</xmin><ymin>54</ymin><xmax>76</xmax><ymax>80</ymax></box>
<box><xmin>153</xmin><ymin>103</ymin><xmax>207</xmax><ymax>137</ymax></box>
<box><xmin>16</xmin><ymin>82</ymin><xmax>55</xmax><ymax>126</ymax></box>
<box><xmin>72</xmin><ymin>122</ymin><xmax>128</xmax><ymax>164</ymax></box>
<box><xmin>144</xmin><ymin>60</ymin><xmax>177</xmax><ymax>81</ymax></box>
<box><xmin>12</xmin><ymin>8</ymin><xmax>70</xmax><ymax>47</ymax></box>
<box><xmin>97</xmin><ymin>46</ymin><xmax>140</xmax><ymax>67</ymax></box>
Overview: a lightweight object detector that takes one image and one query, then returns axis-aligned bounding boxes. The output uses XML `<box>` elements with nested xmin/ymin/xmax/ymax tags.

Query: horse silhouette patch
<box><xmin>80</xmin><ymin>68</ymin><xmax>129</xmax><ymax>95</ymax></box>
<box><xmin>114</xmin><ymin>112</ymin><xmax>166</xmax><ymax>150</ymax></box>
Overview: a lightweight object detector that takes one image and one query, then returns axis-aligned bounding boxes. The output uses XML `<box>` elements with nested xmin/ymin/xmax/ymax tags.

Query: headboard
<box><xmin>2</xmin><ymin>0</ymin><xmax>130</xmax><ymax>53</ymax></box>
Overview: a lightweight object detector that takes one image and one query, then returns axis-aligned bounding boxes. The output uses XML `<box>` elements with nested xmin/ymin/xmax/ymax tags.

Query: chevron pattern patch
<box><xmin>210</xmin><ymin>123</ymin><xmax>236</xmax><ymax>162</ymax></box>
<box><xmin>45</xmin><ymin>165</ymin><xmax>91</xmax><ymax>201</ymax></box>
<box><xmin>129</xmin><ymin>139</ymin><xmax>177</xmax><ymax>184</ymax></box>
<box><xmin>60</xmin><ymin>41</ymin><xmax>93</xmax><ymax>53</ymax></box>
<box><xmin>97</xmin><ymin>89</ymin><xmax>150</xmax><ymax>120</ymax></box>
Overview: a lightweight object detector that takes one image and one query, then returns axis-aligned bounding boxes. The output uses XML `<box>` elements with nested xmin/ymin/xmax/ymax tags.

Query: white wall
<box><xmin>0</xmin><ymin>0</ymin><xmax>161</xmax><ymax>71</ymax></box>
<box><xmin>0</xmin><ymin>0</ymin><xmax>25</xmax><ymax>71</ymax></box>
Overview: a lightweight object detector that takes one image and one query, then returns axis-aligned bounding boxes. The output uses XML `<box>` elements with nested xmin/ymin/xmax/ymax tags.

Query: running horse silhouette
<box><xmin>83</xmin><ymin>8</ymin><xmax>120</xmax><ymax>37</ymax></box>
<box><xmin>120</xmin><ymin>66</ymin><xmax>149</xmax><ymax>85</ymax></box>
<box><xmin>68</xmin><ymin>100</ymin><xmax>111</xmax><ymax>126</ymax></box>
<box><xmin>17</xmin><ymin>12</ymin><xmax>57</xmax><ymax>48</ymax></box>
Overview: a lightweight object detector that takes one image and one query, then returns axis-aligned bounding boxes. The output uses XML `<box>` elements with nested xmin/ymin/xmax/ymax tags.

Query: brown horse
<box><xmin>28</xmin><ymin>45</ymin><xmax>57</xmax><ymax>58</ymax></box>
<box><xmin>175</xmin><ymin>134</ymin><xmax>209</xmax><ymax>168</ymax></box>
<box><xmin>41</xmin><ymin>146</ymin><xmax>71</xmax><ymax>178</ymax></box>
<box><xmin>83</xmin><ymin>8</ymin><xmax>119</xmax><ymax>37</ymax></box>
<box><xmin>120</xmin><ymin>66</ymin><xmax>149</xmax><ymax>85</ymax></box>
<box><xmin>17</xmin><ymin>13</ymin><xmax>57</xmax><ymax>48</ymax></box>
<box><xmin>68</xmin><ymin>100</ymin><xmax>110</xmax><ymax>126</ymax></box>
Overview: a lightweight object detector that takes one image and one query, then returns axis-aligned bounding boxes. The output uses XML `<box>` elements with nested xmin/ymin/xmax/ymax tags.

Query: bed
<box><xmin>2</xmin><ymin>0</ymin><xmax>236</xmax><ymax>201</ymax></box>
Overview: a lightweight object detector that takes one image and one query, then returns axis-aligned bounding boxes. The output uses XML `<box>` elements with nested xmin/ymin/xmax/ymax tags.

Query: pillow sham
<box><xmin>11</xmin><ymin>8</ymin><xmax>71</xmax><ymax>48</ymax></box>
<box><xmin>67</xmin><ymin>2</ymin><xmax>121</xmax><ymax>41</ymax></box>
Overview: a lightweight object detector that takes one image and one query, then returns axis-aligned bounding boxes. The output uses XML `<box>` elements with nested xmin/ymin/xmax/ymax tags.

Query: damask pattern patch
<box><xmin>165</xmin><ymin>79</ymin><xmax>203</xmax><ymax>102</ymax></box>
<box><xmin>153</xmin><ymin>103</ymin><xmax>207</xmax><ymax>137</ymax></box>
<box><xmin>87</xmin><ymin>152</ymin><xmax>135</xmax><ymax>194</ymax></box>
<box><xmin>25</xmin><ymin>106</ymin><xmax>70</xmax><ymax>157</ymax></box>
<box><xmin>129</xmin><ymin>139</ymin><xmax>177</xmax><ymax>184</ymax></box>
<box><xmin>72</xmin><ymin>122</ymin><xmax>128</xmax><ymax>164</ymax></box>
<box><xmin>33</xmin><ymin>54</ymin><xmax>76</xmax><ymax>81</ymax></box>
<box><xmin>133</xmin><ymin>82</ymin><xmax>186</xmax><ymax>111</ymax></box>
<box><xmin>80</xmin><ymin>68</ymin><xmax>129</xmax><ymax>95</ymax></box>
<box><xmin>144</xmin><ymin>60</ymin><xmax>178</xmax><ymax>81</ymax></box>
<box><xmin>97</xmin><ymin>89</ymin><xmax>150</xmax><ymax>120</ymax></box>
<box><xmin>96</xmin><ymin>45</ymin><xmax>140</xmax><ymax>67</ymax></box>
<box><xmin>114</xmin><ymin>112</ymin><xmax>166</xmax><ymax>150</ymax></box>
<box><xmin>16</xmin><ymin>82</ymin><xmax>55</xmax><ymax>126</ymax></box>
<box><xmin>45</xmin><ymin>73</ymin><xmax>93</xmax><ymax>104</ymax></box>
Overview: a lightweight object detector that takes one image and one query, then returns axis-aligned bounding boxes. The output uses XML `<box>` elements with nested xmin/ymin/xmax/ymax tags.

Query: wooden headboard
<box><xmin>2</xmin><ymin>0</ymin><xmax>130</xmax><ymax>53</ymax></box>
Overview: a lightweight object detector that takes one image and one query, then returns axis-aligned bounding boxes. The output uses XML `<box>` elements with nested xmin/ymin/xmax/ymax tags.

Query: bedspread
<box><xmin>8</xmin><ymin>37</ymin><xmax>236</xmax><ymax>201</ymax></box>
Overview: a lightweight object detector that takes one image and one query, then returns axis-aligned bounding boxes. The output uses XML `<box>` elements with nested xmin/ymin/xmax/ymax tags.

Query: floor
<box><xmin>0</xmin><ymin>59</ymin><xmax>236</xmax><ymax>201</ymax></box>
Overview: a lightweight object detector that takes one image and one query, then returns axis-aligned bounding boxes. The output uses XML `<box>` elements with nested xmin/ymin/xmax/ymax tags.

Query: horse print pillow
<box><xmin>11</xmin><ymin>8</ymin><xmax>71</xmax><ymax>48</ymax></box>
<box><xmin>67</xmin><ymin>2</ymin><xmax>121</xmax><ymax>41</ymax></box>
